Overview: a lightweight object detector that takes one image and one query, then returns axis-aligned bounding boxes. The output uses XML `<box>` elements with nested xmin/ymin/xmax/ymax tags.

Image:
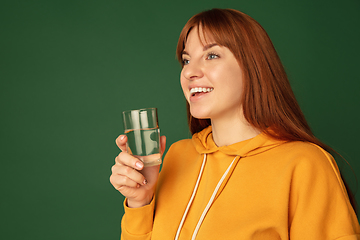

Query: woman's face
<box><xmin>180</xmin><ymin>27</ymin><xmax>244</xmax><ymax>121</ymax></box>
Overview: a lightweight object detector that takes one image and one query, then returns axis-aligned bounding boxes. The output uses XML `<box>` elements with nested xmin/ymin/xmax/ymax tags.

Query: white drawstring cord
<box><xmin>174</xmin><ymin>154</ymin><xmax>207</xmax><ymax>240</ymax></box>
<box><xmin>191</xmin><ymin>156</ymin><xmax>237</xmax><ymax>240</ymax></box>
<box><xmin>174</xmin><ymin>154</ymin><xmax>238</xmax><ymax>240</ymax></box>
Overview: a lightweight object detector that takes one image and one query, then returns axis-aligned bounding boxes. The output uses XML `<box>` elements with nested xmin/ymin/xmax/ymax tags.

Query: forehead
<box><xmin>184</xmin><ymin>25</ymin><xmax>216</xmax><ymax>49</ymax></box>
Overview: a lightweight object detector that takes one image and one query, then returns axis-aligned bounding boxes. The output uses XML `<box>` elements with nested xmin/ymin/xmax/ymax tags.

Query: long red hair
<box><xmin>176</xmin><ymin>8</ymin><xmax>357</xmax><ymax>213</ymax></box>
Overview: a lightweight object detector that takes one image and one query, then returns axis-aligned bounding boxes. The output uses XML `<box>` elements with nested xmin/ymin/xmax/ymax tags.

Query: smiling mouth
<box><xmin>190</xmin><ymin>87</ymin><xmax>214</xmax><ymax>97</ymax></box>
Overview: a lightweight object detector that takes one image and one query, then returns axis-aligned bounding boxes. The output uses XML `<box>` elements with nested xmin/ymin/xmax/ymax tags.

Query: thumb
<box><xmin>116</xmin><ymin>134</ymin><xmax>128</xmax><ymax>152</ymax></box>
<box><xmin>160</xmin><ymin>135</ymin><xmax>166</xmax><ymax>156</ymax></box>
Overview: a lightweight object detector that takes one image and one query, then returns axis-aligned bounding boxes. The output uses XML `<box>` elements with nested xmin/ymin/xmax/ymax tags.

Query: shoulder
<box><xmin>281</xmin><ymin>144</ymin><xmax>359</xmax><ymax>236</ymax></box>
<box><xmin>273</xmin><ymin>141</ymin><xmax>335</xmax><ymax>168</ymax></box>
<box><xmin>277</xmin><ymin>141</ymin><xmax>347</xmax><ymax>194</ymax></box>
<box><xmin>268</xmin><ymin>141</ymin><xmax>344</xmax><ymax>186</ymax></box>
<box><xmin>166</xmin><ymin>139</ymin><xmax>196</xmax><ymax>154</ymax></box>
<box><xmin>162</xmin><ymin>138</ymin><xmax>198</xmax><ymax>162</ymax></box>
<box><xmin>276</xmin><ymin>141</ymin><xmax>329</xmax><ymax>156</ymax></box>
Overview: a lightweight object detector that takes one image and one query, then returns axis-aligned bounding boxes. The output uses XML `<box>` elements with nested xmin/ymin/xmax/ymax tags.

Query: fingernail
<box><xmin>120</xmin><ymin>135</ymin><xmax>125</xmax><ymax>140</ymax></box>
<box><xmin>135</xmin><ymin>161</ymin><xmax>143</xmax><ymax>169</ymax></box>
<box><xmin>143</xmin><ymin>179</ymin><xmax>148</xmax><ymax>185</ymax></box>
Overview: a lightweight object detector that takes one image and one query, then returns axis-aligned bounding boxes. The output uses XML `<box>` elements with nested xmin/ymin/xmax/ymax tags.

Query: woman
<box><xmin>110</xmin><ymin>8</ymin><xmax>360</xmax><ymax>239</ymax></box>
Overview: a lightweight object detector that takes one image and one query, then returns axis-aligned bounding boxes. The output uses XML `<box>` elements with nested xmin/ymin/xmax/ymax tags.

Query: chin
<box><xmin>190</xmin><ymin>109</ymin><xmax>211</xmax><ymax>120</ymax></box>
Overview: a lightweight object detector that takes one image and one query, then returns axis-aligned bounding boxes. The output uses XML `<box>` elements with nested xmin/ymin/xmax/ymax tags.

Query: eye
<box><xmin>206</xmin><ymin>52</ymin><xmax>219</xmax><ymax>60</ymax></box>
<box><xmin>182</xmin><ymin>58</ymin><xmax>190</xmax><ymax>65</ymax></box>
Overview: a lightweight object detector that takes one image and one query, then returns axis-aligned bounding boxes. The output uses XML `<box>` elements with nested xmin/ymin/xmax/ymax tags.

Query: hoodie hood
<box><xmin>192</xmin><ymin>126</ymin><xmax>285</xmax><ymax>157</ymax></box>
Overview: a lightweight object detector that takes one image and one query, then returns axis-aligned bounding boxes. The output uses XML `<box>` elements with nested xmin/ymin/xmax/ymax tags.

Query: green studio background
<box><xmin>1</xmin><ymin>0</ymin><xmax>359</xmax><ymax>239</ymax></box>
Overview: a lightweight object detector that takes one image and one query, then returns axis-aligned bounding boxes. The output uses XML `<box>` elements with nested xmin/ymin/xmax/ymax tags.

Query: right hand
<box><xmin>110</xmin><ymin>134</ymin><xmax>166</xmax><ymax>208</ymax></box>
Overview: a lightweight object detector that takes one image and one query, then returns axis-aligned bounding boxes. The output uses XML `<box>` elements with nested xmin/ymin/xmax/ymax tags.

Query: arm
<box><xmin>121</xmin><ymin>197</ymin><xmax>156</xmax><ymax>240</ymax></box>
<box><xmin>288</xmin><ymin>145</ymin><xmax>360</xmax><ymax>239</ymax></box>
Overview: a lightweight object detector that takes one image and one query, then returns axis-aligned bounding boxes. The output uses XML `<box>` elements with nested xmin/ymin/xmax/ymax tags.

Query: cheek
<box><xmin>225</xmin><ymin>64</ymin><xmax>244</xmax><ymax>90</ymax></box>
<box><xmin>220</xmin><ymin>67</ymin><xmax>244</xmax><ymax>100</ymax></box>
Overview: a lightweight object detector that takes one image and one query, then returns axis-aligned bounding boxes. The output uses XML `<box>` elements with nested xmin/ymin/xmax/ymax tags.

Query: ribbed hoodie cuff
<box><xmin>121</xmin><ymin>197</ymin><xmax>155</xmax><ymax>236</ymax></box>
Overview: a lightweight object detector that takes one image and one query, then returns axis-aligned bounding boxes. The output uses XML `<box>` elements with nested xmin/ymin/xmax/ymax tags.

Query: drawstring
<box><xmin>175</xmin><ymin>154</ymin><xmax>238</xmax><ymax>240</ymax></box>
<box><xmin>175</xmin><ymin>154</ymin><xmax>207</xmax><ymax>240</ymax></box>
<box><xmin>191</xmin><ymin>155</ymin><xmax>237</xmax><ymax>239</ymax></box>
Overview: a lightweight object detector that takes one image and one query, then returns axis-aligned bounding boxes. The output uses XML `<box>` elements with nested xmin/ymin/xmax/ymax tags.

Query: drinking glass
<box><xmin>122</xmin><ymin>108</ymin><xmax>162</xmax><ymax>167</ymax></box>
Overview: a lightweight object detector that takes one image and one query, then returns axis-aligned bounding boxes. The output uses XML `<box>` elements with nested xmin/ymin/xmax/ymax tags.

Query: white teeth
<box><xmin>190</xmin><ymin>87</ymin><xmax>213</xmax><ymax>94</ymax></box>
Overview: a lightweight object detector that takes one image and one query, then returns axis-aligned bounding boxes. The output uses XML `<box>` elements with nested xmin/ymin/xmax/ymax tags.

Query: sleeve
<box><xmin>288</xmin><ymin>145</ymin><xmax>360</xmax><ymax>240</ymax></box>
<box><xmin>120</xmin><ymin>140</ymin><xmax>191</xmax><ymax>240</ymax></box>
<box><xmin>120</xmin><ymin>197</ymin><xmax>155</xmax><ymax>240</ymax></box>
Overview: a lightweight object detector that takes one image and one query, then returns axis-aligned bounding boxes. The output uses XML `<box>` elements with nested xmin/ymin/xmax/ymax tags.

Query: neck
<box><xmin>211</xmin><ymin>111</ymin><xmax>260</xmax><ymax>147</ymax></box>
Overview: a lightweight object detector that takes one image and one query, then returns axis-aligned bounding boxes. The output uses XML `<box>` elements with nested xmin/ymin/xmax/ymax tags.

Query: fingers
<box><xmin>112</xmin><ymin>133</ymin><xmax>165</xmax><ymax>193</ymax></box>
<box><xmin>110</xmin><ymin>164</ymin><xmax>147</xmax><ymax>189</ymax></box>
<box><xmin>110</xmin><ymin>152</ymin><xmax>147</xmax><ymax>190</ymax></box>
<box><xmin>116</xmin><ymin>135</ymin><xmax>128</xmax><ymax>152</ymax></box>
<box><xmin>115</xmin><ymin>152</ymin><xmax>144</xmax><ymax>170</ymax></box>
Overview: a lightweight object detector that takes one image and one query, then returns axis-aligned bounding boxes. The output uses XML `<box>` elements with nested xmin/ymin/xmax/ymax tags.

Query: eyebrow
<box><xmin>181</xmin><ymin>50</ymin><xmax>189</xmax><ymax>56</ymax></box>
<box><xmin>203</xmin><ymin>43</ymin><xmax>218</xmax><ymax>51</ymax></box>
<box><xmin>181</xmin><ymin>43</ymin><xmax>219</xmax><ymax>56</ymax></box>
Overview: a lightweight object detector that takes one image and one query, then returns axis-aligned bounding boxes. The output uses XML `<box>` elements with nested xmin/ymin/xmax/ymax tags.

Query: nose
<box><xmin>181</xmin><ymin>61</ymin><xmax>204</xmax><ymax>81</ymax></box>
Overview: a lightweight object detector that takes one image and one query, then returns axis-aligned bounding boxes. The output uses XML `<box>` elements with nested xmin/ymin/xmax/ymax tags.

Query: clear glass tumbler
<box><xmin>122</xmin><ymin>108</ymin><xmax>162</xmax><ymax>167</ymax></box>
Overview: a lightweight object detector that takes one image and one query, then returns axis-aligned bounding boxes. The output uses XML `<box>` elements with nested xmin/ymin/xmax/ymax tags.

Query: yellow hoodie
<box><xmin>121</xmin><ymin>126</ymin><xmax>360</xmax><ymax>239</ymax></box>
